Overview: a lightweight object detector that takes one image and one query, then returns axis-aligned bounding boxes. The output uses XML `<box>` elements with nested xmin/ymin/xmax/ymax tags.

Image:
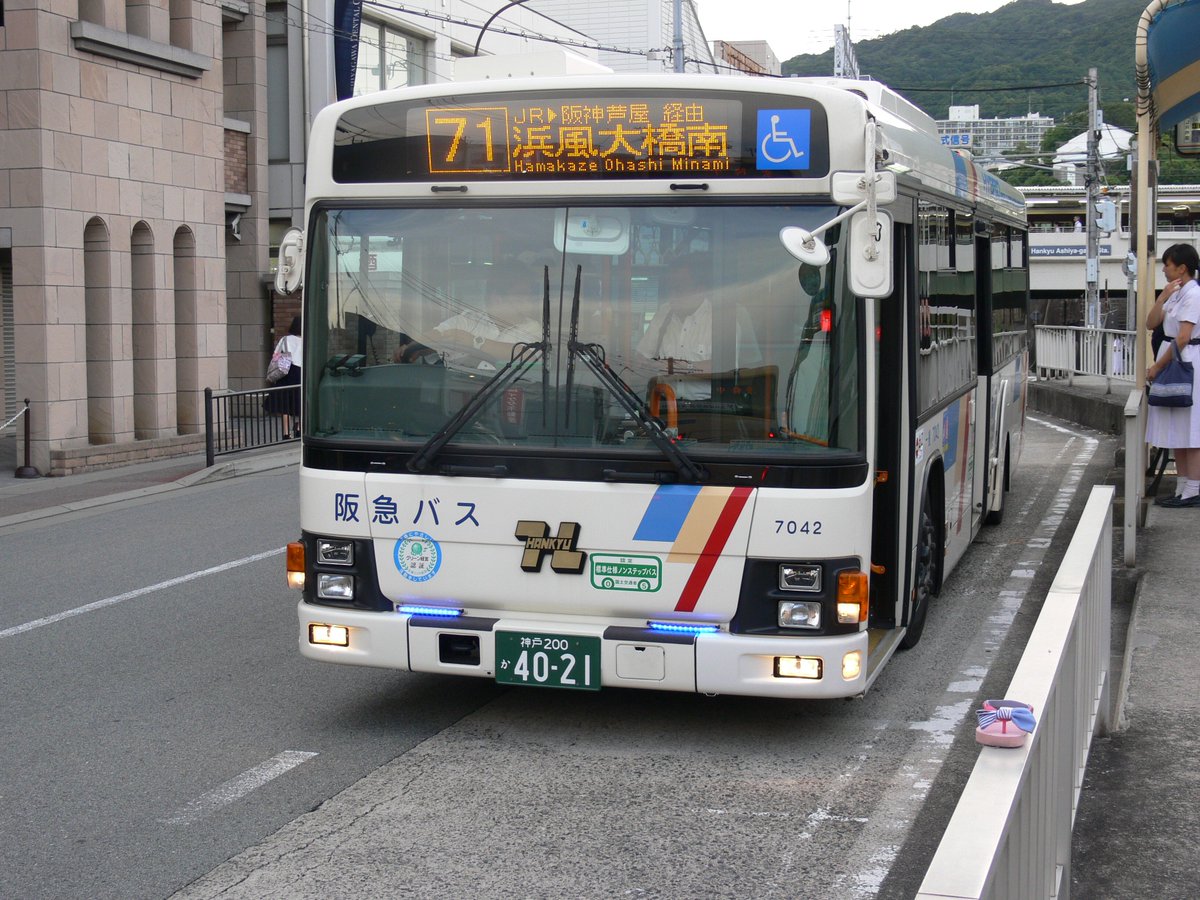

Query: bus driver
<box><xmin>634</xmin><ymin>261</ymin><xmax>761</xmax><ymax>400</ymax></box>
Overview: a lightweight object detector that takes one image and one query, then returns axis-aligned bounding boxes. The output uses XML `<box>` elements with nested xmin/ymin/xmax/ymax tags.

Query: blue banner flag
<box><xmin>333</xmin><ymin>0</ymin><xmax>363</xmax><ymax>101</ymax></box>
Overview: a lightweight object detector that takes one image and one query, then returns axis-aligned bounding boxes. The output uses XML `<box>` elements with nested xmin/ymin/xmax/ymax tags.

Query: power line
<box><xmin>895</xmin><ymin>80</ymin><xmax>1087</xmax><ymax>93</ymax></box>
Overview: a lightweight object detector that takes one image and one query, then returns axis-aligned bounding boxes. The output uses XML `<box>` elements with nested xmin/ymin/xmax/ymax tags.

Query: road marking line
<box><xmin>0</xmin><ymin>548</ymin><xmax>285</xmax><ymax>639</ymax></box>
<box><xmin>162</xmin><ymin>751</ymin><xmax>319</xmax><ymax>826</ymax></box>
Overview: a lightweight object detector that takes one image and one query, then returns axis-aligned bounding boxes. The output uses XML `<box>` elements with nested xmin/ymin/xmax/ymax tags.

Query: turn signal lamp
<box><xmin>775</xmin><ymin>656</ymin><xmax>822</xmax><ymax>679</ymax></box>
<box><xmin>836</xmin><ymin>571</ymin><xmax>869</xmax><ymax>624</ymax></box>
<box><xmin>287</xmin><ymin>541</ymin><xmax>305</xmax><ymax>590</ymax></box>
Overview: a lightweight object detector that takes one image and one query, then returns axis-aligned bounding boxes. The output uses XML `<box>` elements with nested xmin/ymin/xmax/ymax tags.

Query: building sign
<box><xmin>1029</xmin><ymin>245</ymin><xmax>1113</xmax><ymax>258</ymax></box>
<box><xmin>333</xmin><ymin>90</ymin><xmax>830</xmax><ymax>182</ymax></box>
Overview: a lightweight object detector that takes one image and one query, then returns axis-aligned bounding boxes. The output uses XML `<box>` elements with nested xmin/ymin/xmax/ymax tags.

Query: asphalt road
<box><xmin>0</xmin><ymin>415</ymin><xmax>1117</xmax><ymax>899</ymax></box>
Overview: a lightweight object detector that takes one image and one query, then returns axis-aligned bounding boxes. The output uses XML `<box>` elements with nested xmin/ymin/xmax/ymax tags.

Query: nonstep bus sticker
<box><xmin>590</xmin><ymin>554</ymin><xmax>662</xmax><ymax>593</ymax></box>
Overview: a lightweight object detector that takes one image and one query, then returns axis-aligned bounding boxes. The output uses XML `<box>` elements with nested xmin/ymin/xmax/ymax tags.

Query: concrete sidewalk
<box><xmin>1024</xmin><ymin>373</ymin><xmax>1198</xmax><ymax>897</ymax></box>
<box><xmin>1071</xmin><ymin>494</ymin><xmax>1200</xmax><ymax>898</ymax></box>
<box><xmin>0</xmin><ymin>444</ymin><xmax>299</xmax><ymax>529</ymax></box>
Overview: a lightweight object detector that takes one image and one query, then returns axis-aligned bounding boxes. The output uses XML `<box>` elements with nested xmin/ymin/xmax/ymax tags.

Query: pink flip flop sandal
<box><xmin>975</xmin><ymin>699</ymin><xmax>1037</xmax><ymax>748</ymax></box>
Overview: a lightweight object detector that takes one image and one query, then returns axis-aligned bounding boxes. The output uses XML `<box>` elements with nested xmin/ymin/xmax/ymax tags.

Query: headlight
<box><xmin>779</xmin><ymin>563</ymin><xmax>821</xmax><ymax>592</ymax></box>
<box><xmin>317</xmin><ymin>540</ymin><xmax>354</xmax><ymax>565</ymax></box>
<box><xmin>778</xmin><ymin>600</ymin><xmax>822</xmax><ymax>629</ymax></box>
<box><xmin>317</xmin><ymin>573</ymin><xmax>354</xmax><ymax>600</ymax></box>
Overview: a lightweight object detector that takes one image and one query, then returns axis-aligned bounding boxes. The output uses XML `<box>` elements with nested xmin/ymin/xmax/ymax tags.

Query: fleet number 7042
<box><xmin>775</xmin><ymin>519</ymin><xmax>822</xmax><ymax>535</ymax></box>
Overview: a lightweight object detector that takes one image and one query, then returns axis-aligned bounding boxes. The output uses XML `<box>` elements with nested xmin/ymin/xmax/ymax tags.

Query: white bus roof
<box><xmin>306</xmin><ymin>72</ymin><xmax>1025</xmax><ymax>223</ymax></box>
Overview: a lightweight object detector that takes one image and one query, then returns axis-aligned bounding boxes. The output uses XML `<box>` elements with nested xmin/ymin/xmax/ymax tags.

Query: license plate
<box><xmin>495</xmin><ymin>632</ymin><xmax>601</xmax><ymax>691</ymax></box>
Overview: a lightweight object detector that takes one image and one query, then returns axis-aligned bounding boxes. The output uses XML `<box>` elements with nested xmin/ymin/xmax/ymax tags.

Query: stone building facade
<box><xmin>0</xmin><ymin>0</ymin><xmax>267</xmax><ymax>475</ymax></box>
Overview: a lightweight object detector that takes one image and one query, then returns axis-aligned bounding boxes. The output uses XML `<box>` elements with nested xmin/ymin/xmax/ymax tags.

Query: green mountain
<box><xmin>782</xmin><ymin>0</ymin><xmax>1145</xmax><ymax>122</ymax></box>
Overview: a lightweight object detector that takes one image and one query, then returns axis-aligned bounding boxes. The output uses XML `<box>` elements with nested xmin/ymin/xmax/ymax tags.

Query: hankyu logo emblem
<box><xmin>515</xmin><ymin>520</ymin><xmax>587</xmax><ymax>574</ymax></box>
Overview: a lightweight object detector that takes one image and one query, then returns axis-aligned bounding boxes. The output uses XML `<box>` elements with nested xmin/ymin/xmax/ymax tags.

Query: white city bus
<box><xmin>279</xmin><ymin>58</ymin><xmax>1028</xmax><ymax>699</ymax></box>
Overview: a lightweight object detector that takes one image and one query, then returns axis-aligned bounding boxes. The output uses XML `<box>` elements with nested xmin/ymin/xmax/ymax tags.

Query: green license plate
<box><xmin>495</xmin><ymin>632</ymin><xmax>601</xmax><ymax>691</ymax></box>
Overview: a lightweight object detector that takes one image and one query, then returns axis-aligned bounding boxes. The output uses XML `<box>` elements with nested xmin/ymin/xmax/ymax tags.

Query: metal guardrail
<box><xmin>203</xmin><ymin>385</ymin><xmax>298</xmax><ymax>467</ymax></box>
<box><xmin>1035</xmin><ymin>326</ymin><xmax>1134</xmax><ymax>389</ymax></box>
<box><xmin>917</xmin><ymin>485</ymin><xmax>1114</xmax><ymax>900</ymax></box>
<box><xmin>1124</xmin><ymin>389</ymin><xmax>1144</xmax><ymax>567</ymax></box>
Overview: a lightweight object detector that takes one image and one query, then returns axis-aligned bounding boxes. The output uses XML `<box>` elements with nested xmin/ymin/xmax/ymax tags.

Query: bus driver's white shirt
<box><xmin>636</xmin><ymin>299</ymin><xmax>762</xmax><ymax>399</ymax></box>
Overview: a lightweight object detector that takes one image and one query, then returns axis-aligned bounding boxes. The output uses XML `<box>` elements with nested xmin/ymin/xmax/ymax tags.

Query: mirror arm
<box><xmin>863</xmin><ymin>118</ymin><xmax>879</xmax><ymax>261</ymax></box>
<box><xmin>780</xmin><ymin>115</ymin><xmax>886</xmax><ymax>265</ymax></box>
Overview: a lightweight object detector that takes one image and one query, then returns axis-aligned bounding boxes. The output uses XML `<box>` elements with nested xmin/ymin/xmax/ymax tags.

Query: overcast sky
<box><xmin>695</xmin><ymin>0</ymin><xmax>1088</xmax><ymax>62</ymax></box>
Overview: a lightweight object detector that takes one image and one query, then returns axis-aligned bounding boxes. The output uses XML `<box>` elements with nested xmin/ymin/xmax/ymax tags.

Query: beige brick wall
<box><xmin>224</xmin><ymin>128</ymin><xmax>248</xmax><ymax>194</ymax></box>
<box><xmin>0</xmin><ymin>0</ymin><xmax>245</xmax><ymax>472</ymax></box>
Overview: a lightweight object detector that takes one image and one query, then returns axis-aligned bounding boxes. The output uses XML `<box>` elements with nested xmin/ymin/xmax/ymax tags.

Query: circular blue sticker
<box><xmin>394</xmin><ymin>531</ymin><xmax>441</xmax><ymax>582</ymax></box>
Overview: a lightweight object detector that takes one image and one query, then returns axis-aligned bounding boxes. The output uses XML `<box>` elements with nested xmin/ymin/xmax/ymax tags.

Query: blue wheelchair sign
<box><xmin>757</xmin><ymin>109</ymin><xmax>811</xmax><ymax>170</ymax></box>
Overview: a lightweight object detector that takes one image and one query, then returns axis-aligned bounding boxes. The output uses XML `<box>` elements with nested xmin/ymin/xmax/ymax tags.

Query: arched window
<box><xmin>173</xmin><ymin>227</ymin><xmax>200</xmax><ymax>434</ymax></box>
<box><xmin>132</xmin><ymin>221</ymin><xmax>162</xmax><ymax>437</ymax></box>
<box><xmin>84</xmin><ymin>217</ymin><xmax>130</xmax><ymax>444</ymax></box>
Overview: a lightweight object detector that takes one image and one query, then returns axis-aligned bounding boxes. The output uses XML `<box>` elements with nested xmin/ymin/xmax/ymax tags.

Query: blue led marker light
<box><xmin>647</xmin><ymin>621</ymin><xmax>720</xmax><ymax>635</ymax></box>
<box><xmin>397</xmin><ymin>605</ymin><xmax>463</xmax><ymax>618</ymax></box>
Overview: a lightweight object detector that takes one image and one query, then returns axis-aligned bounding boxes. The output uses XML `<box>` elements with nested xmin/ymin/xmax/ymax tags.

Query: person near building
<box><xmin>1146</xmin><ymin>244</ymin><xmax>1200</xmax><ymax>507</ymax></box>
<box><xmin>265</xmin><ymin>315</ymin><xmax>302</xmax><ymax>438</ymax></box>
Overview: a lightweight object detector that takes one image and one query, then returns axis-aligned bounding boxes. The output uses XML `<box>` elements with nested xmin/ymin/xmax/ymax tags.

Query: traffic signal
<box><xmin>1096</xmin><ymin>199</ymin><xmax>1118</xmax><ymax>233</ymax></box>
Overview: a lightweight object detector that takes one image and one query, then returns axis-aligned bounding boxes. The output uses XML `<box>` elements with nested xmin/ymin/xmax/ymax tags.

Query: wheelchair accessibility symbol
<box><xmin>757</xmin><ymin>109</ymin><xmax>811</xmax><ymax>170</ymax></box>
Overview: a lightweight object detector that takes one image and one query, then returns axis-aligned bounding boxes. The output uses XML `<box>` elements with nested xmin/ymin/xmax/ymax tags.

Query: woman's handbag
<box><xmin>1148</xmin><ymin>343</ymin><xmax>1194</xmax><ymax>408</ymax></box>
<box><xmin>266</xmin><ymin>341</ymin><xmax>293</xmax><ymax>384</ymax></box>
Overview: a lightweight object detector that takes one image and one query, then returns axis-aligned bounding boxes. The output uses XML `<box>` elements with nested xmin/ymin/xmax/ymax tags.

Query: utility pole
<box><xmin>1085</xmin><ymin>67</ymin><xmax>1101</xmax><ymax>330</ymax></box>
<box><xmin>673</xmin><ymin>0</ymin><xmax>685</xmax><ymax>73</ymax></box>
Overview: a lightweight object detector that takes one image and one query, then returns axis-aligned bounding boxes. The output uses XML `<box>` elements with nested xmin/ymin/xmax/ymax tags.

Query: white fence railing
<box><xmin>1035</xmin><ymin>326</ymin><xmax>1134</xmax><ymax>387</ymax></box>
<box><xmin>917</xmin><ymin>485</ymin><xmax>1114</xmax><ymax>900</ymax></box>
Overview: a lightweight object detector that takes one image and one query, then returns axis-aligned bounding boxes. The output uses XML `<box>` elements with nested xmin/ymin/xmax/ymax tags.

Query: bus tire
<box><xmin>984</xmin><ymin>442</ymin><xmax>1009</xmax><ymax>526</ymax></box>
<box><xmin>901</xmin><ymin>489</ymin><xmax>939</xmax><ymax>650</ymax></box>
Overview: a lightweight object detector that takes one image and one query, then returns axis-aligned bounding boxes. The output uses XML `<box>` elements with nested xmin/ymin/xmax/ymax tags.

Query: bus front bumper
<box><xmin>298</xmin><ymin>602</ymin><xmax>869</xmax><ymax>699</ymax></box>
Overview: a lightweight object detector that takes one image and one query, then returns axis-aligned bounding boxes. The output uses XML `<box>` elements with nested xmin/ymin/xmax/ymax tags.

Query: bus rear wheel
<box><xmin>901</xmin><ymin>491</ymin><xmax>939</xmax><ymax>650</ymax></box>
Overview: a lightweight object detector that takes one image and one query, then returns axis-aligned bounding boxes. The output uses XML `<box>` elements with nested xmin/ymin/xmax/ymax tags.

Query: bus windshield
<box><xmin>305</xmin><ymin>204</ymin><xmax>860</xmax><ymax>462</ymax></box>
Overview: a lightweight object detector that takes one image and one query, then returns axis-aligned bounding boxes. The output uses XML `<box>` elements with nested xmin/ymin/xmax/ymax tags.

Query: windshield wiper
<box><xmin>564</xmin><ymin>265</ymin><xmax>706</xmax><ymax>483</ymax></box>
<box><xmin>407</xmin><ymin>268</ymin><xmax>551</xmax><ymax>474</ymax></box>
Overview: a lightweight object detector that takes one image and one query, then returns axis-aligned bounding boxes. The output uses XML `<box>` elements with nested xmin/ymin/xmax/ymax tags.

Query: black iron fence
<box><xmin>2</xmin><ymin>399</ymin><xmax>40</xmax><ymax>477</ymax></box>
<box><xmin>204</xmin><ymin>385</ymin><xmax>298</xmax><ymax>466</ymax></box>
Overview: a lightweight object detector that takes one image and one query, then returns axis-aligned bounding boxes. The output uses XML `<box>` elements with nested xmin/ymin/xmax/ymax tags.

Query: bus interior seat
<box><xmin>647</xmin><ymin>366</ymin><xmax>777</xmax><ymax>441</ymax></box>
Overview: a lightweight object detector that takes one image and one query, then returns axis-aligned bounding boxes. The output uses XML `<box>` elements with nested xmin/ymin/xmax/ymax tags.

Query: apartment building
<box><xmin>937</xmin><ymin>105</ymin><xmax>1055</xmax><ymax>161</ymax></box>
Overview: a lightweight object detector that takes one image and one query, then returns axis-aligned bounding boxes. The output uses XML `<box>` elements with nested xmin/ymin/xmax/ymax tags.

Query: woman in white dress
<box><xmin>1146</xmin><ymin>244</ymin><xmax>1200</xmax><ymax>507</ymax></box>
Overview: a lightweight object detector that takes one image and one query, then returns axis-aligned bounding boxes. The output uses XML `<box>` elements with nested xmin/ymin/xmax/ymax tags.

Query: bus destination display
<box><xmin>331</xmin><ymin>91</ymin><xmax>829</xmax><ymax>183</ymax></box>
<box><xmin>424</xmin><ymin>99</ymin><xmax>739</xmax><ymax>176</ymax></box>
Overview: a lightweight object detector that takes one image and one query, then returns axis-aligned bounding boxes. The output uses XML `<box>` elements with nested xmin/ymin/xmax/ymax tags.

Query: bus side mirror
<box><xmin>848</xmin><ymin>210</ymin><xmax>892</xmax><ymax>298</ymax></box>
<box><xmin>276</xmin><ymin>228</ymin><xmax>305</xmax><ymax>295</ymax></box>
